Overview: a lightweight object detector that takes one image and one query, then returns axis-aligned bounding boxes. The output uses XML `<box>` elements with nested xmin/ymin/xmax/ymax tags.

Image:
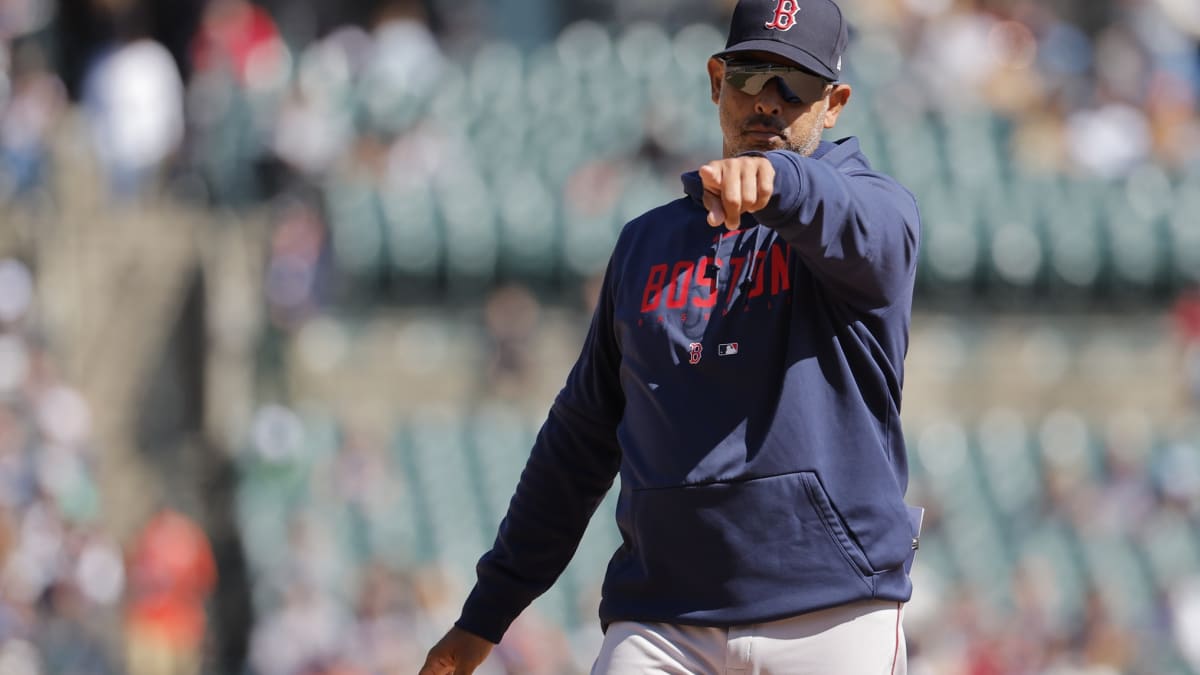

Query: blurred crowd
<box><xmin>0</xmin><ymin>257</ymin><xmax>220</xmax><ymax>675</ymax></box>
<box><xmin>228</xmin><ymin>394</ymin><xmax>1200</xmax><ymax>675</ymax></box>
<box><xmin>234</xmin><ymin>403</ymin><xmax>585</xmax><ymax>675</ymax></box>
<box><xmin>0</xmin><ymin>0</ymin><xmax>1196</xmax><ymax>206</ymax></box>
<box><xmin>904</xmin><ymin>407</ymin><xmax>1200</xmax><ymax>675</ymax></box>
<box><xmin>843</xmin><ymin>0</ymin><xmax>1200</xmax><ymax>177</ymax></box>
<box><xmin>0</xmin><ymin>256</ymin><xmax>123</xmax><ymax>675</ymax></box>
<box><xmin>1</xmin><ymin>0</ymin><xmax>1200</xmax><ymax>674</ymax></box>
<box><xmin>3</xmin><ymin>0</ymin><xmax>1196</xmax><ymax>317</ymax></box>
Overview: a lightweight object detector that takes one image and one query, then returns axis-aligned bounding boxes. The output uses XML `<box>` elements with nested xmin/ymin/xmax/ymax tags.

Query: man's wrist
<box><xmin>450</xmin><ymin>621</ymin><xmax>500</xmax><ymax>645</ymax></box>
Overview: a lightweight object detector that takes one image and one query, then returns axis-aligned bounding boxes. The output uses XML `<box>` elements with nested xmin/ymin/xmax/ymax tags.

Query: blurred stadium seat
<box><xmin>228</xmin><ymin>400</ymin><xmax>1199</xmax><ymax>671</ymax></box>
<box><xmin>212</xmin><ymin>20</ymin><xmax>1193</xmax><ymax>304</ymax></box>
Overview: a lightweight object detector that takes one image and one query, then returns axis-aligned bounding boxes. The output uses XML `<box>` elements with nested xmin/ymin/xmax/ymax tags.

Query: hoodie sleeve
<box><xmin>454</xmin><ymin>259</ymin><xmax>625</xmax><ymax>644</ymax></box>
<box><xmin>748</xmin><ymin>149</ymin><xmax>920</xmax><ymax>310</ymax></box>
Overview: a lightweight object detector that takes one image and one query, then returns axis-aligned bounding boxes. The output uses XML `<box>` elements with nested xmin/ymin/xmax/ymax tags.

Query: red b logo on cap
<box><xmin>765</xmin><ymin>0</ymin><xmax>800</xmax><ymax>31</ymax></box>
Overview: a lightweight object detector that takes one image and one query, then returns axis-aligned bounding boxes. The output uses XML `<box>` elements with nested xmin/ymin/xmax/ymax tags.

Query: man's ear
<box><xmin>707</xmin><ymin>57</ymin><xmax>724</xmax><ymax>105</ymax></box>
<box><xmin>823</xmin><ymin>84</ymin><xmax>852</xmax><ymax>129</ymax></box>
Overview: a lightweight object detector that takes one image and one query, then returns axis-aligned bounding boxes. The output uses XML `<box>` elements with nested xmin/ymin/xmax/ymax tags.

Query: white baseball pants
<box><xmin>591</xmin><ymin>599</ymin><xmax>906</xmax><ymax>675</ymax></box>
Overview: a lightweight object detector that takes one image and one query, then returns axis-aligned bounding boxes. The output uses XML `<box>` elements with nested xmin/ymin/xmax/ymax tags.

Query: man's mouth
<box><xmin>743</xmin><ymin>124</ymin><xmax>785</xmax><ymax>139</ymax></box>
<box><xmin>742</xmin><ymin>128</ymin><xmax>785</xmax><ymax>146</ymax></box>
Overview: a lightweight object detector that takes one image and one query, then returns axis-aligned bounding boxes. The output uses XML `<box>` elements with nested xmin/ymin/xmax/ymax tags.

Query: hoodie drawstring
<box><xmin>742</xmin><ymin>225</ymin><xmax>768</xmax><ymax>293</ymax></box>
<box><xmin>711</xmin><ymin>224</ymin><xmax>769</xmax><ymax>307</ymax></box>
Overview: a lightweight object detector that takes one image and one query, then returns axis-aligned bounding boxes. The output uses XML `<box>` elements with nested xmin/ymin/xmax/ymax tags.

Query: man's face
<box><xmin>708</xmin><ymin>51</ymin><xmax>851</xmax><ymax>158</ymax></box>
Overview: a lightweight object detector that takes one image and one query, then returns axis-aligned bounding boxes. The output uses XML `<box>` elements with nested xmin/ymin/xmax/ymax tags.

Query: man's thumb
<box><xmin>703</xmin><ymin>191</ymin><xmax>725</xmax><ymax>227</ymax></box>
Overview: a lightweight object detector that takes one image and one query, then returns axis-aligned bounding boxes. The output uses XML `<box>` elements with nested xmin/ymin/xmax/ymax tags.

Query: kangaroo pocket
<box><xmin>609</xmin><ymin>471</ymin><xmax>877</xmax><ymax>616</ymax></box>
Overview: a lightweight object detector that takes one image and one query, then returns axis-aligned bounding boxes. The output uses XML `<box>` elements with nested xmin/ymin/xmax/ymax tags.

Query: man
<box><xmin>421</xmin><ymin>0</ymin><xmax>922</xmax><ymax>672</ymax></box>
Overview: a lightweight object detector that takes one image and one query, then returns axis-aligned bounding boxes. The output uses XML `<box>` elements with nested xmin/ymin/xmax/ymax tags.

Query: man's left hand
<box><xmin>699</xmin><ymin>156</ymin><xmax>775</xmax><ymax>231</ymax></box>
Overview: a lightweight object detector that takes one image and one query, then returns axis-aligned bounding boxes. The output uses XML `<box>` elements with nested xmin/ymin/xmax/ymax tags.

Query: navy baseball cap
<box><xmin>714</xmin><ymin>0</ymin><xmax>849</xmax><ymax>82</ymax></box>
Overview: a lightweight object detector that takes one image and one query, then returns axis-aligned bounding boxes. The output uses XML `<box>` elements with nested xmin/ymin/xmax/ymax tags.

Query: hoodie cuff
<box><xmin>738</xmin><ymin>150</ymin><xmax>808</xmax><ymax>226</ymax></box>
<box><xmin>454</xmin><ymin>584</ymin><xmax>521</xmax><ymax>645</ymax></box>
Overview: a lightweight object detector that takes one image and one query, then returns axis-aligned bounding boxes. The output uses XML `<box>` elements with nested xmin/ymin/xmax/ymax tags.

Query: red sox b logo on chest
<box><xmin>765</xmin><ymin>0</ymin><xmax>800</xmax><ymax>31</ymax></box>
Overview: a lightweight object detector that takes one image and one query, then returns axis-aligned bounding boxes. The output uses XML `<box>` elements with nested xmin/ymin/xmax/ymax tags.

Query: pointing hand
<box><xmin>699</xmin><ymin>156</ymin><xmax>775</xmax><ymax>231</ymax></box>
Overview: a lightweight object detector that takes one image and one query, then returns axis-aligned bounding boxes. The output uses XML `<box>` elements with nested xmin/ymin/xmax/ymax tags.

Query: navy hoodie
<box><xmin>456</xmin><ymin>137</ymin><xmax>922</xmax><ymax>644</ymax></box>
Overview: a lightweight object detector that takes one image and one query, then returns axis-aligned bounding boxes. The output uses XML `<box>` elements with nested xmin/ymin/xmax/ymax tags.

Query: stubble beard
<box><xmin>725</xmin><ymin>100</ymin><xmax>829</xmax><ymax>157</ymax></box>
<box><xmin>792</xmin><ymin>104</ymin><xmax>827</xmax><ymax>156</ymax></box>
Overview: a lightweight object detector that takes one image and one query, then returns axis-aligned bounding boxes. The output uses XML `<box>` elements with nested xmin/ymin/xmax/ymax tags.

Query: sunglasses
<box><xmin>721</xmin><ymin>60</ymin><xmax>832</xmax><ymax>105</ymax></box>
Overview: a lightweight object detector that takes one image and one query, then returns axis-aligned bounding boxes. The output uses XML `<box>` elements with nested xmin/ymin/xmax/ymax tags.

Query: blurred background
<box><xmin>0</xmin><ymin>0</ymin><xmax>1198</xmax><ymax>673</ymax></box>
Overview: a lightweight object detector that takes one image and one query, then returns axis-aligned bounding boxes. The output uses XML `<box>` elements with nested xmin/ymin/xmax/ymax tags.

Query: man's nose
<box><xmin>753</xmin><ymin>77</ymin><xmax>785</xmax><ymax>115</ymax></box>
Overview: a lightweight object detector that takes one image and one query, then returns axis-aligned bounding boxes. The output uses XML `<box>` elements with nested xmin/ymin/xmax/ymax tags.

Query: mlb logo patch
<box><xmin>718</xmin><ymin>343</ymin><xmax>739</xmax><ymax>356</ymax></box>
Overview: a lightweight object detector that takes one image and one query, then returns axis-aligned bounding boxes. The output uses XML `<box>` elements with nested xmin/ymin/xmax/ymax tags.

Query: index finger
<box><xmin>699</xmin><ymin>162</ymin><xmax>724</xmax><ymax>191</ymax></box>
